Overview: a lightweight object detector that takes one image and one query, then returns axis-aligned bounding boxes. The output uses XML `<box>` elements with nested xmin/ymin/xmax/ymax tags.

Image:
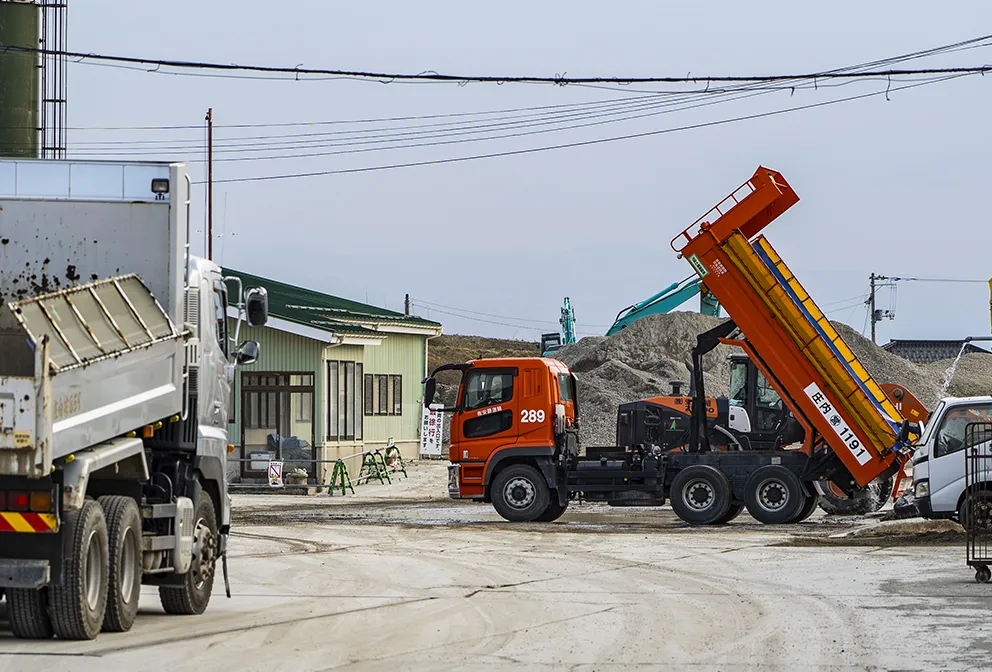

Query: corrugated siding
<box><xmin>228</xmin><ymin>319</ymin><xmax>325</xmax><ymax>447</ymax></box>
<box><xmin>361</xmin><ymin>333</ymin><xmax>426</xmax><ymax>444</ymax></box>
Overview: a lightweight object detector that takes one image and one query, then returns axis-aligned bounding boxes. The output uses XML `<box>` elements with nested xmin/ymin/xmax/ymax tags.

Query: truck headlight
<box><xmin>914</xmin><ymin>480</ymin><xmax>929</xmax><ymax>498</ymax></box>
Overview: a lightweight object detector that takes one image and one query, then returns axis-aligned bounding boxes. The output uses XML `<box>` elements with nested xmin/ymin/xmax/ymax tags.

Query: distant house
<box><xmin>222</xmin><ymin>268</ymin><xmax>442</xmax><ymax>484</ymax></box>
<box><xmin>881</xmin><ymin>339</ymin><xmax>990</xmax><ymax>365</ymax></box>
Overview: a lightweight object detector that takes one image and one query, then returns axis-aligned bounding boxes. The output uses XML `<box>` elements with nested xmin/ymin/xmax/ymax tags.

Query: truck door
<box><xmin>455</xmin><ymin>367</ymin><xmax>518</xmax><ymax>452</ymax></box>
<box><xmin>928</xmin><ymin>403</ymin><xmax>992</xmax><ymax>513</ymax></box>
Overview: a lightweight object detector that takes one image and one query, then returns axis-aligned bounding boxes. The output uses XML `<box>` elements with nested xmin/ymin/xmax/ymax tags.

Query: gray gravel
<box><xmin>550</xmin><ymin>312</ymin><xmax>989</xmax><ymax>446</ymax></box>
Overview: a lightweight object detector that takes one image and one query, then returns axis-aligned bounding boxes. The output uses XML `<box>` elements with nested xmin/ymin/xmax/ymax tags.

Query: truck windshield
<box><xmin>463</xmin><ymin>371</ymin><xmax>513</xmax><ymax>410</ymax></box>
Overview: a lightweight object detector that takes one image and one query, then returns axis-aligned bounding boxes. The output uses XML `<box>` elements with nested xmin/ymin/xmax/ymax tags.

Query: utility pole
<box><xmin>404</xmin><ymin>293</ymin><xmax>411</xmax><ymax>316</ymax></box>
<box><xmin>206</xmin><ymin>107</ymin><xmax>213</xmax><ymax>260</ymax></box>
<box><xmin>869</xmin><ymin>273</ymin><xmax>876</xmax><ymax>343</ymax></box>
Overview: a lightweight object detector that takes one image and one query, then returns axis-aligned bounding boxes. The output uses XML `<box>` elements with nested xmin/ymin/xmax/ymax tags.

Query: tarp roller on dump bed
<box><xmin>671</xmin><ymin>167</ymin><xmax>908</xmax><ymax>486</ymax></box>
<box><xmin>0</xmin><ymin>274</ymin><xmax>184</xmax><ymax>477</ymax></box>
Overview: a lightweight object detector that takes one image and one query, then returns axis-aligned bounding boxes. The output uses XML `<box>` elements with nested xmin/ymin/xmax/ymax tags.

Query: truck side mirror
<box><xmin>423</xmin><ymin>377</ymin><xmax>437</xmax><ymax>407</ymax></box>
<box><xmin>245</xmin><ymin>287</ymin><xmax>268</xmax><ymax>327</ymax></box>
<box><xmin>236</xmin><ymin>340</ymin><xmax>259</xmax><ymax>366</ymax></box>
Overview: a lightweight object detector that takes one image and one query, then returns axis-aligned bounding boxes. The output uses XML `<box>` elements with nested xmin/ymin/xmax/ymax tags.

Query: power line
<box><xmin>2</xmin><ymin>34</ymin><xmax>990</xmax><ymax>83</ymax></box>
<box><xmin>879</xmin><ymin>276</ymin><xmax>989</xmax><ymax>283</ymax></box>
<box><xmin>195</xmin><ymin>72</ymin><xmax>975</xmax><ymax>184</ymax></box>
<box><xmin>413</xmin><ymin>298</ymin><xmax>612</xmax><ymax>328</ymax></box>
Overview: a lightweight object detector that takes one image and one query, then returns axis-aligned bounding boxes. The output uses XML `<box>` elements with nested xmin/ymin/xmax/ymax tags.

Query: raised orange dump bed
<box><xmin>671</xmin><ymin>167</ymin><xmax>910</xmax><ymax>486</ymax></box>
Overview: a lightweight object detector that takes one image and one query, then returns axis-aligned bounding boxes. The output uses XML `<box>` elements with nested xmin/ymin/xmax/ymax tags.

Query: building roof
<box><xmin>222</xmin><ymin>268</ymin><xmax>441</xmax><ymax>342</ymax></box>
<box><xmin>881</xmin><ymin>339</ymin><xmax>991</xmax><ymax>365</ymax></box>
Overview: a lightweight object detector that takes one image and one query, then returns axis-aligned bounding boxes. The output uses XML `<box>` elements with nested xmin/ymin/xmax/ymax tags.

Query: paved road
<box><xmin>1</xmin><ymin>487</ymin><xmax>989</xmax><ymax>670</ymax></box>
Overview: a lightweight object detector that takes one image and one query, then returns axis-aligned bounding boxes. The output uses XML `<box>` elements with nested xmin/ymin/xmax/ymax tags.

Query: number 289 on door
<box><xmin>520</xmin><ymin>409</ymin><xmax>545</xmax><ymax>423</ymax></box>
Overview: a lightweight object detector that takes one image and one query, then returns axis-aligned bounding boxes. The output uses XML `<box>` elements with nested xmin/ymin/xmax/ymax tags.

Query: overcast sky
<box><xmin>66</xmin><ymin>1</ymin><xmax>991</xmax><ymax>345</ymax></box>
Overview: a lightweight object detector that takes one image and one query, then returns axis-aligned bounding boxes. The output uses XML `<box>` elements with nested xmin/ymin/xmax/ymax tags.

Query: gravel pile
<box><xmin>926</xmin><ymin>352</ymin><xmax>992</xmax><ymax>398</ymax></box>
<box><xmin>550</xmin><ymin>312</ymin><xmax>990</xmax><ymax>446</ymax></box>
<box><xmin>552</xmin><ymin>312</ymin><xmax>739</xmax><ymax>445</ymax></box>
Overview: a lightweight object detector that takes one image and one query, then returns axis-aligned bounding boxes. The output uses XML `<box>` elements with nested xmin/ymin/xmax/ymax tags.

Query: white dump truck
<box><xmin>0</xmin><ymin>158</ymin><xmax>267</xmax><ymax>640</ymax></box>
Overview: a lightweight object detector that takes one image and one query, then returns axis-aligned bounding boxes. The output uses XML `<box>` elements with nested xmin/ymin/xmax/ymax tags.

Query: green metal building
<box><xmin>222</xmin><ymin>268</ymin><xmax>442</xmax><ymax>483</ymax></box>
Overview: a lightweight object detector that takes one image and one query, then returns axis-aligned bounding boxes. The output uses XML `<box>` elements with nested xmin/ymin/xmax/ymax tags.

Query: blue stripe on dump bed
<box><xmin>751</xmin><ymin>241</ymin><xmax>902</xmax><ymax>435</ymax></box>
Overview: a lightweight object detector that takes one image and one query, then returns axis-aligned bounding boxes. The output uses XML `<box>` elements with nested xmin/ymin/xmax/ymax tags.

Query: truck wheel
<box><xmin>7</xmin><ymin>588</ymin><xmax>54</xmax><ymax>639</ymax></box>
<box><xmin>715</xmin><ymin>502</ymin><xmax>744</xmax><ymax>524</ymax></box>
<box><xmin>959</xmin><ymin>490</ymin><xmax>992</xmax><ymax>532</ymax></box>
<box><xmin>790</xmin><ymin>491</ymin><xmax>820</xmax><ymax>523</ymax></box>
<box><xmin>98</xmin><ymin>496</ymin><xmax>143</xmax><ymax>632</ymax></box>
<box><xmin>159</xmin><ymin>491</ymin><xmax>218</xmax><ymax>615</ymax></box>
<box><xmin>744</xmin><ymin>466</ymin><xmax>805</xmax><ymax>525</ymax></box>
<box><xmin>670</xmin><ymin>465</ymin><xmax>731</xmax><ymax>525</ymax></box>
<box><xmin>818</xmin><ymin>476</ymin><xmax>892</xmax><ymax>516</ymax></box>
<box><xmin>491</xmin><ymin>464</ymin><xmax>551</xmax><ymax>522</ymax></box>
<box><xmin>49</xmin><ymin>499</ymin><xmax>109</xmax><ymax>640</ymax></box>
<box><xmin>536</xmin><ymin>497</ymin><xmax>569</xmax><ymax>522</ymax></box>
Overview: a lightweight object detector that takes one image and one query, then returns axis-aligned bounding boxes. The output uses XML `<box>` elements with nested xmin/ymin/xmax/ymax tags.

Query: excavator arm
<box><xmin>606</xmin><ymin>276</ymin><xmax>722</xmax><ymax>336</ymax></box>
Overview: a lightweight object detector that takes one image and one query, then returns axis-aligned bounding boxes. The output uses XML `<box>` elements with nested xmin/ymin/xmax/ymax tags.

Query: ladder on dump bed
<box><xmin>671</xmin><ymin>167</ymin><xmax>908</xmax><ymax>487</ymax></box>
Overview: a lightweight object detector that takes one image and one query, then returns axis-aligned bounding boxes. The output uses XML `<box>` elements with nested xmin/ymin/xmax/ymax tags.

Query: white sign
<box><xmin>267</xmin><ymin>460</ymin><xmax>284</xmax><ymax>487</ymax></box>
<box><xmin>420</xmin><ymin>406</ymin><xmax>444</xmax><ymax>458</ymax></box>
<box><xmin>803</xmin><ymin>382</ymin><xmax>872</xmax><ymax>466</ymax></box>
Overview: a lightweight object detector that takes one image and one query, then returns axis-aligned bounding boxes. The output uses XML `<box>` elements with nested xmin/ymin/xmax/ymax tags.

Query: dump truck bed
<box><xmin>0</xmin><ymin>159</ymin><xmax>189</xmax><ymax>478</ymax></box>
<box><xmin>671</xmin><ymin>167</ymin><xmax>907</xmax><ymax>486</ymax></box>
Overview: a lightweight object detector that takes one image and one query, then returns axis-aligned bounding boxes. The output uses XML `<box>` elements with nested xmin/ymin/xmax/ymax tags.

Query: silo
<box><xmin>0</xmin><ymin>0</ymin><xmax>39</xmax><ymax>157</ymax></box>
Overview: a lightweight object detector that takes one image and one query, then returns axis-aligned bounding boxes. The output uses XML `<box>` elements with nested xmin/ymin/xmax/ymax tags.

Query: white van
<box><xmin>911</xmin><ymin>396</ymin><xmax>992</xmax><ymax>525</ymax></box>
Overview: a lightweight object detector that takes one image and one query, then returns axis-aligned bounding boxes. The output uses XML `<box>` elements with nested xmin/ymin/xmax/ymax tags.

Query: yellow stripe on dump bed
<box><xmin>722</xmin><ymin>232</ymin><xmax>899</xmax><ymax>457</ymax></box>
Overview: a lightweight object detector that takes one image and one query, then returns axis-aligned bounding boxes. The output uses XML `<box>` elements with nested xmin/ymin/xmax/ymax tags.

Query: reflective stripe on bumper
<box><xmin>0</xmin><ymin>512</ymin><xmax>58</xmax><ymax>533</ymax></box>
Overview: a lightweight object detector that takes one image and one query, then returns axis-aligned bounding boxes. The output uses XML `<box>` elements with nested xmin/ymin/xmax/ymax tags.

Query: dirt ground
<box><xmin>2</xmin><ymin>461</ymin><xmax>990</xmax><ymax>671</ymax></box>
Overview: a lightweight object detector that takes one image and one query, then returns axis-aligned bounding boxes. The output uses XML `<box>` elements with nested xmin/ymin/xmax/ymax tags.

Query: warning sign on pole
<box><xmin>267</xmin><ymin>460</ymin><xmax>284</xmax><ymax>487</ymax></box>
<box><xmin>419</xmin><ymin>406</ymin><xmax>444</xmax><ymax>458</ymax></box>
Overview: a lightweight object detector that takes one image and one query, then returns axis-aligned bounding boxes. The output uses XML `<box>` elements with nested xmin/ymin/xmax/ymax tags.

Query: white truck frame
<box><xmin>0</xmin><ymin>158</ymin><xmax>267</xmax><ymax>640</ymax></box>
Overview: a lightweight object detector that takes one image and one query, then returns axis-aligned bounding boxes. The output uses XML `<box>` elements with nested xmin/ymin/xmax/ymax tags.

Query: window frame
<box><xmin>460</xmin><ymin>367</ymin><xmax>517</xmax><ymax>412</ymax></box>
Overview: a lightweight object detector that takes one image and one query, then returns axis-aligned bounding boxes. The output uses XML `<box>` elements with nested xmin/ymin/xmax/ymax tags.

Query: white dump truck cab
<box><xmin>912</xmin><ymin>396</ymin><xmax>992</xmax><ymax>522</ymax></box>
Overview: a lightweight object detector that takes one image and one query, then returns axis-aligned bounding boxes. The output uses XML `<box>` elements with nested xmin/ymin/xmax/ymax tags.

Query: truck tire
<box><xmin>536</xmin><ymin>497</ymin><xmax>569</xmax><ymax>522</ymax></box>
<box><xmin>959</xmin><ymin>490</ymin><xmax>992</xmax><ymax>532</ymax></box>
<box><xmin>715</xmin><ymin>502</ymin><xmax>745</xmax><ymax>524</ymax></box>
<box><xmin>491</xmin><ymin>464</ymin><xmax>551</xmax><ymax>522</ymax></box>
<box><xmin>790</xmin><ymin>491</ymin><xmax>820</xmax><ymax>524</ymax></box>
<box><xmin>159</xmin><ymin>491</ymin><xmax>218</xmax><ymax>615</ymax></box>
<box><xmin>98</xmin><ymin>496</ymin><xmax>143</xmax><ymax>632</ymax></box>
<box><xmin>7</xmin><ymin>588</ymin><xmax>54</xmax><ymax>639</ymax></box>
<box><xmin>49</xmin><ymin>499</ymin><xmax>109</xmax><ymax>640</ymax></box>
<box><xmin>670</xmin><ymin>465</ymin><xmax>731</xmax><ymax>526</ymax></box>
<box><xmin>744</xmin><ymin>466</ymin><xmax>805</xmax><ymax>525</ymax></box>
<box><xmin>818</xmin><ymin>476</ymin><xmax>892</xmax><ymax>516</ymax></box>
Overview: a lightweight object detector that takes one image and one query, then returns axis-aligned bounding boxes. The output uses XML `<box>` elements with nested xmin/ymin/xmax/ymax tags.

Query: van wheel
<box><xmin>536</xmin><ymin>497</ymin><xmax>569</xmax><ymax>522</ymax></box>
<box><xmin>159</xmin><ymin>491</ymin><xmax>218</xmax><ymax>615</ymax></box>
<box><xmin>960</xmin><ymin>490</ymin><xmax>992</xmax><ymax>532</ymax></box>
<box><xmin>7</xmin><ymin>588</ymin><xmax>54</xmax><ymax>639</ymax></box>
<box><xmin>98</xmin><ymin>496</ymin><xmax>143</xmax><ymax>632</ymax></box>
<box><xmin>670</xmin><ymin>465</ymin><xmax>731</xmax><ymax>525</ymax></box>
<box><xmin>49</xmin><ymin>500</ymin><xmax>109</xmax><ymax>640</ymax></box>
<box><xmin>491</xmin><ymin>465</ymin><xmax>551</xmax><ymax>522</ymax></box>
<box><xmin>744</xmin><ymin>466</ymin><xmax>805</xmax><ymax>525</ymax></box>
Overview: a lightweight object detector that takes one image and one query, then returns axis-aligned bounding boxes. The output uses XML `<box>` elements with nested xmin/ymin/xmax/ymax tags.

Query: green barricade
<box><xmin>328</xmin><ymin>460</ymin><xmax>355</xmax><ymax>496</ymax></box>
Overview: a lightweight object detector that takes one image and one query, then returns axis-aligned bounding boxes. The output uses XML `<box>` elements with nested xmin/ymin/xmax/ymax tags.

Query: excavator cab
<box><xmin>728</xmin><ymin>354</ymin><xmax>804</xmax><ymax>449</ymax></box>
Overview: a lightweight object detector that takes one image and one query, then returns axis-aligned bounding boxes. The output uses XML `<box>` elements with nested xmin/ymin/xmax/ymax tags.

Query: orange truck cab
<box><xmin>424</xmin><ymin>358</ymin><xmax>580</xmax><ymax>521</ymax></box>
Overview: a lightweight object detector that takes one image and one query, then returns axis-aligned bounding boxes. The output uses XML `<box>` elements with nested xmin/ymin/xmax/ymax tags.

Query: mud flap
<box><xmin>222</xmin><ymin>551</ymin><xmax>231</xmax><ymax>598</ymax></box>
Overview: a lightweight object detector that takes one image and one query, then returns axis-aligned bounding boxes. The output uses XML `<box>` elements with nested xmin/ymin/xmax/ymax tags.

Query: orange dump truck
<box><xmin>424</xmin><ymin>166</ymin><xmax>917</xmax><ymax>525</ymax></box>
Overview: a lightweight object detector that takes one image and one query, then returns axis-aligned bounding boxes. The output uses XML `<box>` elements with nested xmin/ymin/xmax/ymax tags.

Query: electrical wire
<box><xmin>194</xmin><ymin>72</ymin><xmax>975</xmax><ymax>184</ymax></box>
<box><xmin>2</xmin><ymin>33</ymin><xmax>990</xmax><ymax>83</ymax></box>
<box><xmin>413</xmin><ymin>298</ymin><xmax>612</xmax><ymax>328</ymax></box>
